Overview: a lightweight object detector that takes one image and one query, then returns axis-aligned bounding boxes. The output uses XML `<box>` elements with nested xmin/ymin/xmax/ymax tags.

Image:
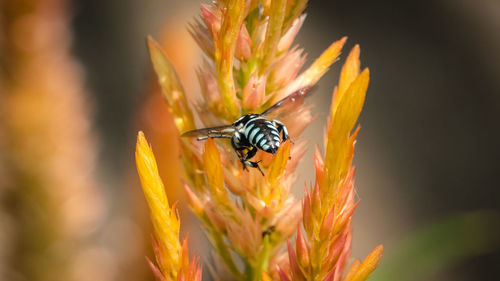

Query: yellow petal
<box><xmin>215</xmin><ymin>0</ymin><xmax>245</xmax><ymax>119</ymax></box>
<box><xmin>136</xmin><ymin>131</ymin><xmax>171</xmax><ymax>214</ymax></box>
<box><xmin>266</xmin><ymin>141</ymin><xmax>291</xmax><ymax>186</ymax></box>
<box><xmin>344</xmin><ymin>245</ymin><xmax>383</xmax><ymax>281</ymax></box>
<box><xmin>147</xmin><ymin>36</ymin><xmax>195</xmax><ymax>133</ymax></box>
<box><xmin>135</xmin><ymin>131</ymin><xmax>181</xmax><ymax>279</ymax></box>
<box><xmin>342</xmin><ymin>259</ymin><xmax>361</xmax><ymax>281</ymax></box>
<box><xmin>337</xmin><ymin>45</ymin><xmax>361</xmax><ymax>98</ymax></box>
<box><xmin>261</xmin><ymin>0</ymin><xmax>287</xmax><ymax>71</ymax></box>
<box><xmin>300</xmin><ymin>37</ymin><xmax>347</xmax><ymax>86</ymax></box>
<box><xmin>323</xmin><ymin>68</ymin><xmax>369</xmax><ymax>198</ymax></box>
<box><xmin>203</xmin><ymin>138</ymin><xmax>232</xmax><ymax>206</ymax></box>
<box><xmin>261</xmin><ymin>271</ymin><xmax>273</xmax><ymax>281</ymax></box>
<box><xmin>203</xmin><ymin>138</ymin><xmax>223</xmax><ymax>190</ymax></box>
<box><xmin>334</xmin><ymin>69</ymin><xmax>369</xmax><ymax>146</ymax></box>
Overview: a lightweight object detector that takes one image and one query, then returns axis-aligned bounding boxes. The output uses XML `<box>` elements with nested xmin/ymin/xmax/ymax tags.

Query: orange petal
<box><xmin>147</xmin><ymin>257</ymin><xmax>167</xmax><ymax>281</ymax></box>
<box><xmin>201</xmin><ymin>5</ymin><xmax>221</xmax><ymax>35</ymax></box>
<box><xmin>236</xmin><ymin>24</ymin><xmax>252</xmax><ymax>60</ymax></box>
<box><xmin>183</xmin><ymin>183</ymin><xmax>204</xmax><ymax>218</ymax></box>
<box><xmin>322</xmin><ymin>231</ymin><xmax>347</xmax><ymax>270</ymax></box>
<box><xmin>319</xmin><ymin>206</ymin><xmax>336</xmax><ymax>241</ymax></box>
<box><xmin>333</xmin><ymin>201</ymin><xmax>359</xmax><ymax>235</ymax></box>
<box><xmin>261</xmin><ymin>271</ymin><xmax>273</xmax><ymax>281</ymax></box>
<box><xmin>302</xmin><ymin>185</ymin><xmax>313</xmax><ymax>235</ymax></box>
<box><xmin>278</xmin><ymin>14</ymin><xmax>306</xmax><ymax>53</ymax></box>
<box><xmin>242</xmin><ymin>72</ymin><xmax>266</xmax><ymax>111</ymax></box>
<box><xmin>287</xmin><ymin>241</ymin><xmax>306</xmax><ymax>280</ymax></box>
<box><xmin>266</xmin><ymin>141</ymin><xmax>291</xmax><ymax>186</ymax></box>
<box><xmin>296</xmin><ymin>227</ymin><xmax>310</xmax><ymax>269</ymax></box>
<box><xmin>277</xmin><ymin>265</ymin><xmax>291</xmax><ymax>281</ymax></box>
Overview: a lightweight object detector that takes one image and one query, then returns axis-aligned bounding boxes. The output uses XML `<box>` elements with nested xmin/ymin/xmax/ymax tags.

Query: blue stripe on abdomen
<box><xmin>254</xmin><ymin>133</ymin><xmax>265</xmax><ymax>144</ymax></box>
<box><xmin>244</xmin><ymin>123</ymin><xmax>255</xmax><ymax>136</ymax></box>
<box><xmin>248</xmin><ymin>127</ymin><xmax>260</xmax><ymax>143</ymax></box>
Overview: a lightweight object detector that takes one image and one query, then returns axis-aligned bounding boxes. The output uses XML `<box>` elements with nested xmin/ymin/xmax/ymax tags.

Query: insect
<box><xmin>181</xmin><ymin>87</ymin><xmax>311</xmax><ymax>175</ymax></box>
<box><xmin>262</xmin><ymin>225</ymin><xmax>276</xmax><ymax>238</ymax></box>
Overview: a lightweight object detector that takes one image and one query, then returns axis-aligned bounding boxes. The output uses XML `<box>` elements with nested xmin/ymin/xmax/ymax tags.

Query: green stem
<box><xmin>209</xmin><ymin>229</ymin><xmax>243</xmax><ymax>280</ymax></box>
<box><xmin>244</xmin><ymin>236</ymin><xmax>273</xmax><ymax>281</ymax></box>
<box><xmin>260</xmin><ymin>0</ymin><xmax>286</xmax><ymax>74</ymax></box>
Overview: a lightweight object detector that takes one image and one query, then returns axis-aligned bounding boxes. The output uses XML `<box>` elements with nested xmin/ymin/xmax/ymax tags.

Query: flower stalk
<box><xmin>138</xmin><ymin>0</ymin><xmax>382</xmax><ymax>280</ymax></box>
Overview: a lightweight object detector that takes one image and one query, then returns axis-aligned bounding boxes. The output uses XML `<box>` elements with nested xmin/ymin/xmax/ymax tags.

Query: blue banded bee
<box><xmin>181</xmin><ymin>87</ymin><xmax>311</xmax><ymax>175</ymax></box>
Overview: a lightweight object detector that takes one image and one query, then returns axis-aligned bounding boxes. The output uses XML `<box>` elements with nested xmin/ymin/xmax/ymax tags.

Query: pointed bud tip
<box><xmin>277</xmin><ymin>265</ymin><xmax>291</xmax><ymax>281</ymax></box>
<box><xmin>146</xmin><ymin>36</ymin><xmax>162</xmax><ymax>54</ymax></box>
<box><xmin>137</xmin><ymin>130</ymin><xmax>145</xmax><ymax>142</ymax></box>
<box><xmin>135</xmin><ymin>131</ymin><xmax>152</xmax><ymax>162</ymax></box>
<box><xmin>348</xmin><ymin>245</ymin><xmax>384</xmax><ymax>281</ymax></box>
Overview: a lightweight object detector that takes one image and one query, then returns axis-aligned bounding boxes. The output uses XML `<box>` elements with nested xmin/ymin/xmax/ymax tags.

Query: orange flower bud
<box><xmin>302</xmin><ymin>186</ymin><xmax>313</xmax><ymax>235</ymax></box>
<box><xmin>242</xmin><ymin>72</ymin><xmax>266</xmax><ymax>111</ymax></box>
<box><xmin>183</xmin><ymin>183</ymin><xmax>204</xmax><ymax>218</ymax></box>
<box><xmin>287</xmin><ymin>241</ymin><xmax>306</xmax><ymax>281</ymax></box>
<box><xmin>278</xmin><ymin>14</ymin><xmax>306</xmax><ymax>53</ymax></box>
<box><xmin>320</xmin><ymin>206</ymin><xmax>336</xmax><ymax>241</ymax></box>
<box><xmin>235</xmin><ymin>24</ymin><xmax>252</xmax><ymax>60</ymax></box>
<box><xmin>296</xmin><ymin>227</ymin><xmax>310</xmax><ymax>271</ymax></box>
<box><xmin>277</xmin><ymin>265</ymin><xmax>291</xmax><ymax>281</ymax></box>
<box><xmin>201</xmin><ymin>5</ymin><xmax>221</xmax><ymax>36</ymax></box>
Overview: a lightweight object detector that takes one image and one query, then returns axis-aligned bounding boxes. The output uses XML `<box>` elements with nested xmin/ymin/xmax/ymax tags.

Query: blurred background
<box><xmin>1</xmin><ymin>0</ymin><xmax>499</xmax><ymax>281</ymax></box>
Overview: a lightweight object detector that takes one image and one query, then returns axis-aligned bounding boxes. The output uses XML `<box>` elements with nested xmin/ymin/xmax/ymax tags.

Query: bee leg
<box><xmin>241</xmin><ymin>146</ymin><xmax>264</xmax><ymax>176</ymax></box>
<box><xmin>273</xmin><ymin>120</ymin><xmax>293</xmax><ymax>160</ymax></box>
<box><xmin>234</xmin><ymin>151</ymin><xmax>250</xmax><ymax>171</ymax></box>
<box><xmin>245</xmin><ymin>160</ymin><xmax>264</xmax><ymax>176</ymax></box>
<box><xmin>197</xmin><ymin>135</ymin><xmax>232</xmax><ymax>141</ymax></box>
<box><xmin>207</xmin><ymin>134</ymin><xmax>232</xmax><ymax>139</ymax></box>
<box><xmin>240</xmin><ymin>150</ymin><xmax>252</xmax><ymax>171</ymax></box>
<box><xmin>273</xmin><ymin>120</ymin><xmax>294</xmax><ymax>144</ymax></box>
<box><xmin>233</xmin><ymin>148</ymin><xmax>248</xmax><ymax>171</ymax></box>
<box><xmin>241</xmin><ymin>161</ymin><xmax>249</xmax><ymax>171</ymax></box>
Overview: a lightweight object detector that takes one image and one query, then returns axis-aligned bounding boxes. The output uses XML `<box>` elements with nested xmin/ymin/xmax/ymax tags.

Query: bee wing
<box><xmin>181</xmin><ymin>125</ymin><xmax>235</xmax><ymax>140</ymax></box>
<box><xmin>260</xmin><ymin>87</ymin><xmax>313</xmax><ymax>120</ymax></box>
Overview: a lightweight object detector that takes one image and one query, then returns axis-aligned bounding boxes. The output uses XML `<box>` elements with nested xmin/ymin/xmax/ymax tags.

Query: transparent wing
<box><xmin>260</xmin><ymin>87</ymin><xmax>313</xmax><ymax>120</ymax></box>
<box><xmin>181</xmin><ymin>125</ymin><xmax>235</xmax><ymax>140</ymax></box>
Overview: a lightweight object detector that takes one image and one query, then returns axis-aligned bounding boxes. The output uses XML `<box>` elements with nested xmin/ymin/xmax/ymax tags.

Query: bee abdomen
<box><xmin>244</xmin><ymin>119</ymin><xmax>281</xmax><ymax>154</ymax></box>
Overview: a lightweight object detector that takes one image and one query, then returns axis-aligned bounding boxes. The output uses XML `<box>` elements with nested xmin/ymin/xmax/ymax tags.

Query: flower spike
<box><xmin>136</xmin><ymin>132</ymin><xmax>201</xmax><ymax>281</ymax></box>
<box><xmin>141</xmin><ymin>0</ymin><xmax>382</xmax><ymax>280</ymax></box>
